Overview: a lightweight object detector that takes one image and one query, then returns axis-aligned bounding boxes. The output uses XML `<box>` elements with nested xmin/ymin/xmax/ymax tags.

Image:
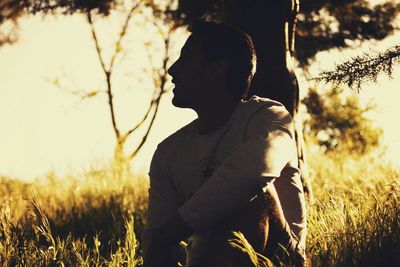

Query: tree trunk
<box><xmin>223</xmin><ymin>0</ymin><xmax>313</xmax><ymax>200</ymax></box>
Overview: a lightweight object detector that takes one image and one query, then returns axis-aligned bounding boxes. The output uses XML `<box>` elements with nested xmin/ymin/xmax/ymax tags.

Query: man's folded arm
<box><xmin>143</xmin><ymin>145</ymin><xmax>182</xmax><ymax>258</ymax></box>
<box><xmin>177</xmin><ymin>110</ymin><xmax>296</xmax><ymax>232</ymax></box>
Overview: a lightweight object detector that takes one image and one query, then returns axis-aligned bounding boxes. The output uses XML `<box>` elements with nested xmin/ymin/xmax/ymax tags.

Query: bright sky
<box><xmin>0</xmin><ymin>8</ymin><xmax>399</xmax><ymax>181</ymax></box>
<box><xmin>0</xmin><ymin>13</ymin><xmax>195</xmax><ymax>180</ymax></box>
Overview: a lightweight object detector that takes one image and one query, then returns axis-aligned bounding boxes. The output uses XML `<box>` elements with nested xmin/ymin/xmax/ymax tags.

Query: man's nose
<box><xmin>168</xmin><ymin>59</ymin><xmax>179</xmax><ymax>78</ymax></box>
<box><xmin>168</xmin><ymin>61</ymin><xmax>176</xmax><ymax>77</ymax></box>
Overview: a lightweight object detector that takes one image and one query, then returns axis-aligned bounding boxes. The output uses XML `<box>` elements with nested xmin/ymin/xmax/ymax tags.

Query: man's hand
<box><xmin>143</xmin><ymin>213</ymin><xmax>193</xmax><ymax>267</ymax></box>
<box><xmin>157</xmin><ymin>213</ymin><xmax>193</xmax><ymax>244</ymax></box>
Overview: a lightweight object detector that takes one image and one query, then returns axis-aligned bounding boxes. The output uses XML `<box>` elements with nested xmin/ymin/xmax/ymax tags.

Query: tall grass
<box><xmin>307</xmin><ymin>150</ymin><xmax>400</xmax><ymax>266</ymax></box>
<box><xmin>0</xmin><ymin>151</ymin><xmax>399</xmax><ymax>266</ymax></box>
<box><xmin>0</xmin><ymin>164</ymin><xmax>146</xmax><ymax>266</ymax></box>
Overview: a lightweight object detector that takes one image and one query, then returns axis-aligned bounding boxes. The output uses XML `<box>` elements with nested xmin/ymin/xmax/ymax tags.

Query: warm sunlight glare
<box><xmin>0</xmin><ymin>8</ymin><xmax>399</xmax><ymax>181</ymax></box>
<box><xmin>0</xmin><ymin>14</ymin><xmax>195</xmax><ymax>180</ymax></box>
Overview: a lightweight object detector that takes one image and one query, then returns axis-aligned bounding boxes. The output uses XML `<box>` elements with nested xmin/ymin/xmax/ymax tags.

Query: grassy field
<box><xmin>0</xmin><ymin>150</ymin><xmax>399</xmax><ymax>266</ymax></box>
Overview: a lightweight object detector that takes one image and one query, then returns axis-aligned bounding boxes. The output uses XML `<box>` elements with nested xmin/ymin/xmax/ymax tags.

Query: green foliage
<box><xmin>0</xmin><ymin>0</ymin><xmax>172</xmax><ymax>46</ymax></box>
<box><xmin>172</xmin><ymin>0</ymin><xmax>224</xmax><ymax>26</ymax></box>
<box><xmin>0</xmin><ymin>0</ymin><xmax>114</xmax><ymax>45</ymax></box>
<box><xmin>172</xmin><ymin>0</ymin><xmax>400</xmax><ymax>65</ymax></box>
<box><xmin>316</xmin><ymin>44</ymin><xmax>400</xmax><ymax>90</ymax></box>
<box><xmin>1</xmin><ymin>0</ymin><xmax>118</xmax><ymax>18</ymax></box>
<box><xmin>296</xmin><ymin>0</ymin><xmax>400</xmax><ymax>65</ymax></box>
<box><xmin>302</xmin><ymin>86</ymin><xmax>382</xmax><ymax>155</ymax></box>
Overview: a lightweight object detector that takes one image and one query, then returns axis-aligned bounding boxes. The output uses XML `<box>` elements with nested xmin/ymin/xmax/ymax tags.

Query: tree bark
<box><xmin>223</xmin><ymin>0</ymin><xmax>313</xmax><ymax>200</ymax></box>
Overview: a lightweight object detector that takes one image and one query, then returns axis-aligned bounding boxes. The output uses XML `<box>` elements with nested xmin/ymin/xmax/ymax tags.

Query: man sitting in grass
<box><xmin>142</xmin><ymin>20</ymin><xmax>307</xmax><ymax>267</ymax></box>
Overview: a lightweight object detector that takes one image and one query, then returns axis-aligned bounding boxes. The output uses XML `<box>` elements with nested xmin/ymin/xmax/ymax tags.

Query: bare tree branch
<box><xmin>128</xmin><ymin>27</ymin><xmax>172</xmax><ymax>159</ymax></box>
<box><xmin>128</xmin><ymin>90</ymin><xmax>164</xmax><ymax>159</ymax></box>
<box><xmin>126</xmin><ymin>99</ymin><xmax>156</xmax><ymax>137</ymax></box>
<box><xmin>43</xmin><ymin>75</ymin><xmax>106</xmax><ymax>101</ymax></box>
<box><xmin>87</xmin><ymin>10</ymin><xmax>120</xmax><ymax>139</ymax></box>
<box><xmin>109</xmin><ymin>2</ymin><xmax>140</xmax><ymax>71</ymax></box>
<box><xmin>87</xmin><ymin>11</ymin><xmax>108</xmax><ymax>75</ymax></box>
<box><xmin>125</xmin><ymin>31</ymin><xmax>173</xmax><ymax>144</ymax></box>
<box><xmin>52</xmin><ymin>1</ymin><xmax>175</xmax><ymax>161</ymax></box>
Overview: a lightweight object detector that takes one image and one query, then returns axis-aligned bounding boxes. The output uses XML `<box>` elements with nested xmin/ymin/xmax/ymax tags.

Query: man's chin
<box><xmin>172</xmin><ymin>95</ymin><xmax>189</xmax><ymax>108</ymax></box>
<box><xmin>172</xmin><ymin>95</ymin><xmax>183</xmax><ymax>108</ymax></box>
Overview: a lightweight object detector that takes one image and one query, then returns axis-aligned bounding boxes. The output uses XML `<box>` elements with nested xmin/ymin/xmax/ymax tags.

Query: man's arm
<box><xmin>178</xmin><ymin>122</ymin><xmax>295</xmax><ymax>231</ymax></box>
<box><xmin>143</xmin><ymin>144</ymin><xmax>187</xmax><ymax>266</ymax></box>
<box><xmin>155</xmin><ymin>105</ymin><xmax>296</xmax><ymax>240</ymax></box>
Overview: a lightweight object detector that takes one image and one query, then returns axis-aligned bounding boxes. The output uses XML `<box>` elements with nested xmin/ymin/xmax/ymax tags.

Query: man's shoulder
<box><xmin>240</xmin><ymin>95</ymin><xmax>289</xmax><ymax>118</ymax></box>
<box><xmin>157</xmin><ymin>119</ymin><xmax>197</xmax><ymax>151</ymax></box>
<box><xmin>239</xmin><ymin>95</ymin><xmax>294</xmax><ymax>137</ymax></box>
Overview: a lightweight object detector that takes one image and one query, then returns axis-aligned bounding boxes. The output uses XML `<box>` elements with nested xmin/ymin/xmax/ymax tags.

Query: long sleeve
<box><xmin>177</xmin><ymin>105</ymin><xmax>296</xmax><ymax>231</ymax></box>
<box><xmin>142</xmin><ymin>144</ymin><xmax>181</xmax><ymax>257</ymax></box>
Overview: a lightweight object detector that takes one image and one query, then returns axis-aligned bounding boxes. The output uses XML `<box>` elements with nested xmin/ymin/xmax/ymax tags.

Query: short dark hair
<box><xmin>188</xmin><ymin>19</ymin><xmax>256</xmax><ymax>100</ymax></box>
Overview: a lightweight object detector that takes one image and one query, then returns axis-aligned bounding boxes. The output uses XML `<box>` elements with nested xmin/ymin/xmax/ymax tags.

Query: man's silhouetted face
<box><xmin>168</xmin><ymin>34</ymin><xmax>225</xmax><ymax>110</ymax></box>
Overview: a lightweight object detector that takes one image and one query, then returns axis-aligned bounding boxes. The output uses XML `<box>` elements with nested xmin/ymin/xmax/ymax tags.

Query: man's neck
<box><xmin>196</xmin><ymin>96</ymin><xmax>238</xmax><ymax>135</ymax></box>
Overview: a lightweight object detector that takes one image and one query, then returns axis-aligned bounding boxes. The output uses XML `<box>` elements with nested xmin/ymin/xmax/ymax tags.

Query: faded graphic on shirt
<box><xmin>197</xmin><ymin>157</ymin><xmax>221</xmax><ymax>188</ymax></box>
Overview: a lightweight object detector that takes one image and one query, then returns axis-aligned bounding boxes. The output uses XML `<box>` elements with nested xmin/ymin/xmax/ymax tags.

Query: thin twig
<box><xmin>87</xmin><ymin>11</ymin><xmax>108</xmax><ymax>75</ymax></box>
<box><xmin>128</xmin><ymin>92</ymin><xmax>163</xmax><ymax>159</ymax></box>
<box><xmin>128</xmin><ymin>27</ymin><xmax>172</xmax><ymax>159</ymax></box>
<box><xmin>109</xmin><ymin>2</ymin><xmax>140</xmax><ymax>71</ymax></box>
<box><xmin>125</xmin><ymin>99</ymin><xmax>157</xmax><ymax>136</ymax></box>
<box><xmin>87</xmin><ymin>10</ymin><xmax>120</xmax><ymax>139</ymax></box>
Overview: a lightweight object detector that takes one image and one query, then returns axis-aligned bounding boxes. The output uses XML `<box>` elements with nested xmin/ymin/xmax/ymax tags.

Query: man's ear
<box><xmin>207</xmin><ymin>59</ymin><xmax>228</xmax><ymax>80</ymax></box>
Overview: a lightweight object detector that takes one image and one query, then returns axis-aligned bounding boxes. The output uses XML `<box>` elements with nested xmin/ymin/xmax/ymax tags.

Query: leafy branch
<box><xmin>315</xmin><ymin>44</ymin><xmax>400</xmax><ymax>90</ymax></box>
